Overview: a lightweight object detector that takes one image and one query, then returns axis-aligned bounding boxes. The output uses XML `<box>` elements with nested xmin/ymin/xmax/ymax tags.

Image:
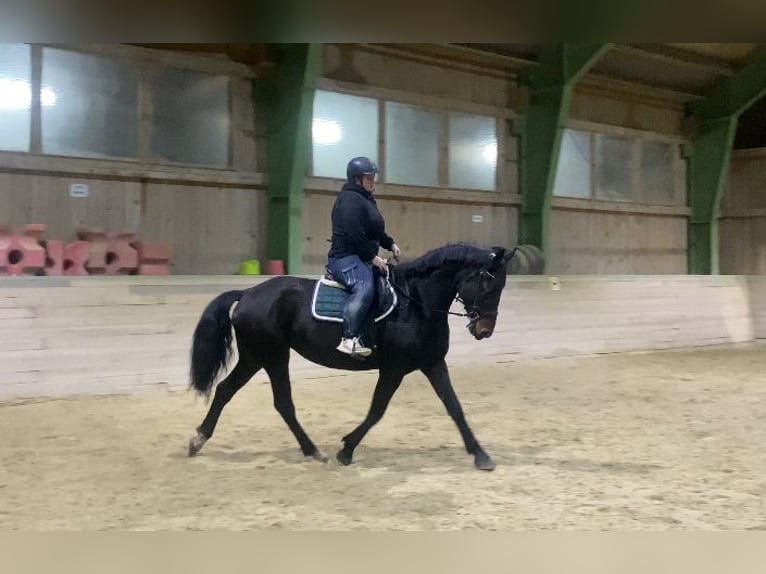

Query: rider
<box><xmin>326</xmin><ymin>156</ymin><xmax>401</xmax><ymax>358</ymax></box>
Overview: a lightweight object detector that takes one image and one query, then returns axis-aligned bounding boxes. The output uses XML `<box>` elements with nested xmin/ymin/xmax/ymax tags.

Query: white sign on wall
<box><xmin>69</xmin><ymin>183</ymin><xmax>89</xmax><ymax>198</ymax></box>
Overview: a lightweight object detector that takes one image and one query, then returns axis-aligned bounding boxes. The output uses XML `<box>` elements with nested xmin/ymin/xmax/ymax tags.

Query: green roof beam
<box><xmin>687</xmin><ymin>45</ymin><xmax>766</xmax><ymax>120</ymax></box>
<box><xmin>516</xmin><ymin>43</ymin><xmax>613</xmax><ymax>265</ymax></box>
<box><xmin>686</xmin><ymin>44</ymin><xmax>766</xmax><ymax>274</ymax></box>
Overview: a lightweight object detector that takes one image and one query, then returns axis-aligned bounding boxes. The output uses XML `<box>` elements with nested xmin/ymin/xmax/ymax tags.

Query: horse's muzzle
<box><xmin>469</xmin><ymin>318</ymin><xmax>495</xmax><ymax>340</ymax></box>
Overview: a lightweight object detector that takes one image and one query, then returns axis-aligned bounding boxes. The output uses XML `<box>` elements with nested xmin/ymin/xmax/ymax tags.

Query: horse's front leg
<box><xmin>421</xmin><ymin>359</ymin><xmax>495</xmax><ymax>471</ymax></box>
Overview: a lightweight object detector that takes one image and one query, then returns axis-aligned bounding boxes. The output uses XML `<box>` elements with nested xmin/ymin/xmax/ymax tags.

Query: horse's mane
<box><xmin>394</xmin><ymin>242</ymin><xmax>494</xmax><ymax>278</ymax></box>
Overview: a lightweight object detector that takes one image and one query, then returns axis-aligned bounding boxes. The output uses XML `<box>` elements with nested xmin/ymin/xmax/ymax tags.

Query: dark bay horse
<box><xmin>186</xmin><ymin>242</ymin><xmax>538</xmax><ymax>470</ymax></box>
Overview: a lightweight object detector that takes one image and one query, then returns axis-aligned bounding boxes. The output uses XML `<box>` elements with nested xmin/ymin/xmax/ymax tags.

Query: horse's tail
<box><xmin>189</xmin><ymin>289</ymin><xmax>244</xmax><ymax>398</ymax></box>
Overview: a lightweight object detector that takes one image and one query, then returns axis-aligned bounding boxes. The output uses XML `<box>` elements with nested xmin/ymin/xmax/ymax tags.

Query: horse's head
<box><xmin>456</xmin><ymin>247</ymin><xmax>517</xmax><ymax>340</ymax></box>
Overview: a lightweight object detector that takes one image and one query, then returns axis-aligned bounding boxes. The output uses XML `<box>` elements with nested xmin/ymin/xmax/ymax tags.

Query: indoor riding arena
<box><xmin>2</xmin><ymin>43</ymin><xmax>766</xmax><ymax>531</ymax></box>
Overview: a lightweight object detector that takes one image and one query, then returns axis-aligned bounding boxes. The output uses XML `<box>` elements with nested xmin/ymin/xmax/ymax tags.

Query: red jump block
<box><xmin>42</xmin><ymin>240</ymin><xmax>93</xmax><ymax>277</ymax></box>
<box><xmin>265</xmin><ymin>259</ymin><xmax>285</xmax><ymax>275</ymax></box>
<box><xmin>62</xmin><ymin>241</ymin><xmax>92</xmax><ymax>276</ymax></box>
<box><xmin>78</xmin><ymin>230</ymin><xmax>139</xmax><ymax>275</ymax></box>
<box><xmin>0</xmin><ymin>224</ymin><xmax>47</xmax><ymax>276</ymax></box>
<box><xmin>76</xmin><ymin>230</ymin><xmax>107</xmax><ymax>274</ymax></box>
<box><xmin>131</xmin><ymin>241</ymin><xmax>172</xmax><ymax>275</ymax></box>
<box><xmin>41</xmin><ymin>239</ymin><xmax>64</xmax><ymax>276</ymax></box>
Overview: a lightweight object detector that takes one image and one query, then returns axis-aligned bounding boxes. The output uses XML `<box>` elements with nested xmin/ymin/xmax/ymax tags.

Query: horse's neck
<box><xmin>410</xmin><ymin>267</ymin><xmax>462</xmax><ymax>316</ymax></box>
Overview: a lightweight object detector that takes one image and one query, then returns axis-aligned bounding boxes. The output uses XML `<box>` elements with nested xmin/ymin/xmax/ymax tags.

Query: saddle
<box><xmin>310</xmin><ymin>269</ymin><xmax>398</xmax><ymax>350</ymax></box>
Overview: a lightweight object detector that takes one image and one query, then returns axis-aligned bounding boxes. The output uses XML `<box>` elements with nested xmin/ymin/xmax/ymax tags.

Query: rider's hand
<box><xmin>391</xmin><ymin>243</ymin><xmax>401</xmax><ymax>261</ymax></box>
<box><xmin>372</xmin><ymin>255</ymin><xmax>388</xmax><ymax>275</ymax></box>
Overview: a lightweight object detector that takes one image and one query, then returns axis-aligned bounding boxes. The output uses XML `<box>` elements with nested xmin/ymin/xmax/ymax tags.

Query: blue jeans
<box><xmin>327</xmin><ymin>254</ymin><xmax>375</xmax><ymax>340</ymax></box>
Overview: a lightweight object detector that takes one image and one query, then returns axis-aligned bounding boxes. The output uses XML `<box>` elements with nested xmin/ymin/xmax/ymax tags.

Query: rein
<box><xmin>388</xmin><ymin>265</ymin><xmax>498</xmax><ymax>326</ymax></box>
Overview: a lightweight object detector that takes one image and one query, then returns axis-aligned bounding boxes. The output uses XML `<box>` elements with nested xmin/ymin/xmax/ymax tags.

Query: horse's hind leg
<box><xmin>264</xmin><ymin>350</ymin><xmax>327</xmax><ymax>463</ymax></box>
<box><xmin>188</xmin><ymin>358</ymin><xmax>260</xmax><ymax>456</ymax></box>
<box><xmin>336</xmin><ymin>368</ymin><xmax>405</xmax><ymax>466</ymax></box>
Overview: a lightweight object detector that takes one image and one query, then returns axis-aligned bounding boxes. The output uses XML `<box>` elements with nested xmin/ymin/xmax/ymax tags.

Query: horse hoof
<box><xmin>188</xmin><ymin>433</ymin><xmax>207</xmax><ymax>457</ymax></box>
<box><xmin>474</xmin><ymin>453</ymin><xmax>496</xmax><ymax>471</ymax></box>
<box><xmin>336</xmin><ymin>449</ymin><xmax>353</xmax><ymax>466</ymax></box>
<box><xmin>311</xmin><ymin>450</ymin><xmax>329</xmax><ymax>463</ymax></box>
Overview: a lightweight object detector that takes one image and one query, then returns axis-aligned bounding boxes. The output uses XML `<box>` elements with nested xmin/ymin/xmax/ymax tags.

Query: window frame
<box><xmin>310</xmin><ymin>88</ymin><xmax>380</xmax><ymax>180</ymax></box>
<box><xmin>0</xmin><ymin>42</ymin><xmax>34</xmax><ymax>153</ymax></box>
<box><xmin>1</xmin><ymin>43</ymin><xmax>244</xmax><ymax>170</ymax></box>
<box><xmin>310</xmin><ymin>79</ymin><xmax>511</xmax><ymax>194</ymax></box>
<box><xmin>553</xmin><ymin>121</ymin><xmax>688</xmax><ymax>207</ymax></box>
<box><xmin>383</xmin><ymin>99</ymin><xmax>442</xmax><ymax>188</ymax></box>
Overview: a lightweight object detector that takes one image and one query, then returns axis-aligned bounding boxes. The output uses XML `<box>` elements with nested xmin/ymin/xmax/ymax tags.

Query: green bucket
<box><xmin>238</xmin><ymin>259</ymin><xmax>261</xmax><ymax>275</ymax></box>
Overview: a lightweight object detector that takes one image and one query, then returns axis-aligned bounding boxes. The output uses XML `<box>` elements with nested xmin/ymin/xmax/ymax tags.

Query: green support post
<box><xmin>686</xmin><ymin>118</ymin><xmax>737</xmax><ymax>274</ymax></box>
<box><xmin>516</xmin><ymin>44</ymin><xmax>612</xmax><ymax>266</ymax></box>
<box><xmin>686</xmin><ymin>45</ymin><xmax>766</xmax><ymax>274</ymax></box>
<box><xmin>258</xmin><ymin>44</ymin><xmax>321</xmax><ymax>275</ymax></box>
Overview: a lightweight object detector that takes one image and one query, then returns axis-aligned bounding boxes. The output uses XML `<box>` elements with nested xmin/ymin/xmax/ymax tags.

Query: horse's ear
<box><xmin>489</xmin><ymin>247</ymin><xmax>506</xmax><ymax>269</ymax></box>
<box><xmin>503</xmin><ymin>248</ymin><xmax>517</xmax><ymax>263</ymax></box>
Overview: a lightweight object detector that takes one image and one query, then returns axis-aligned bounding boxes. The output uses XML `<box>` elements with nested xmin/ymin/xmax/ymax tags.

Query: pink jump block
<box><xmin>131</xmin><ymin>241</ymin><xmax>172</xmax><ymax>275</ymax></box>
<box><xmin>0</xmin><ymin>224</ymin><xmax>47</xmax><ymax>276</ymax></box>
<box><xmin>77</xmin><ymin>231</ymin><xmax>139</xmax><ymax>275</ymax></box>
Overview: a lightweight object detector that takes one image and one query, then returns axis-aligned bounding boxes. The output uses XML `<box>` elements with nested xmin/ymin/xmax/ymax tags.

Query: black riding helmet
<box><xmin>346</xmin><ymin>156</ymin><xmax>378</xmax><ymax>182</ymax></box>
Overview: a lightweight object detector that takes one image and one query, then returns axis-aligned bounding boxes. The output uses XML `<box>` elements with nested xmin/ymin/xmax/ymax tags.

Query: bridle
<box><xmin>388</xmin><ymin>265</ymin><xmax>499</xmax><ymax>329</ymax></box>
<box><xmin>455</xmin><ymin>268</ymin><xmax>499</xmax><ymax>327</ymax></box>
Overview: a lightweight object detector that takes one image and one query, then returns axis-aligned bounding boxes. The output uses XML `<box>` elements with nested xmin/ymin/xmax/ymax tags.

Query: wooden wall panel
<box><xmin>720</xmin><ymin>217</ymin><xmax>766</xmax><ymax>275</ymax></box>
<box><xmin>720</xmin><ymin>149</ymin><xmax>766</xmax><ymax>275</ymax></box>
<box><xmin>301</xmin><ymin>191</ymin><xmax>518</xmax><ymax>276</ymax></box>
<box><xmin>748</xmin><ymin>276</ymin><xmax>766</xmax><ymax>338</ymax></box>
<box><xmin>550</xmin><ymin>207</ymin><xmax>688</xmax><ymax>274</ymax></box>
<box><xmin>723</xmin><ymin>150</ymin><xmax>766</xmax><ymax>211</ymax></box>
<box><xmin>375</xmin><ymin>197</ymin><xmax>517</xmax><ymax>258</ymax></box>
<box><xmin>571</xmin><ymin>86</ymin><xmax>685</xmax><ymax>135</ymax></box>
<box><xmin>0</xmin><ymin>172</ymin><xmax>141</xmax><ymax>240</ymax></box>
<box><xmin>140</xmin><ymin>183</ymin><xmax>267</xmax><ymax>275</ymax></box>
<box><xmin>301</xmin><ymin>193</ymin><xmax>336</xmax><ymax>273</ymax></box>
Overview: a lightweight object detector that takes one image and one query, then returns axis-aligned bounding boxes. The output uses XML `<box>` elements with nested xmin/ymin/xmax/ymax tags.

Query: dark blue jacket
<box><xmin>327</xmin><ymin>182</ymin><xmax>395</xmax><ymax>262</ymax></box>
